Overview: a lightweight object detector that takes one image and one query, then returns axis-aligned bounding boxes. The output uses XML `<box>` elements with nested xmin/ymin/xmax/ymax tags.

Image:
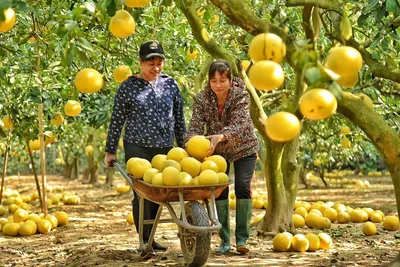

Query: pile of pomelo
<box><xmin>125</xmin><ymin>135</ymin><xmax>229</xmax><ymax>186</ymax></box>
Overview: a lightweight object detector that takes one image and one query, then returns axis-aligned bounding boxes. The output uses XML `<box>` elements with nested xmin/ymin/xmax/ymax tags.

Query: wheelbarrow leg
<box><xmin>138</xmin><ymin>196</ymin><xmax>154</xmax><ymax>259</ymax></box>
<box><xmin>146</xmin><ymin>204</ymin><xmax>164</xmax><ymax>250</ymax></box>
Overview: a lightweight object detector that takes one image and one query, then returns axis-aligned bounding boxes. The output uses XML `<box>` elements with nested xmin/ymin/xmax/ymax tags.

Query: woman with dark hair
<box><xmin>184</xmin><ymin>59</ymin><xmax>259</xmax><ymax>254</ymax></box>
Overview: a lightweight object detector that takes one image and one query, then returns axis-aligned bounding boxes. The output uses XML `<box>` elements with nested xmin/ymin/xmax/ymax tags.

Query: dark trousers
<box><xmin>124</xmin><ymin>141</ymin><xmax>172</xmax><ymax>242</ymax></box>
<box><xmin>216</xmin><ymin>153</ymin><xmax>257</xmax><ymax>200</ymax></box>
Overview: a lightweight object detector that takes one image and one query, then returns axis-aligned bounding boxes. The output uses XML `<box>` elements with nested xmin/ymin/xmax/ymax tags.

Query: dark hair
<box><xmin>208</xmin><ymin>60</ymin><xmax>232</xmax><ymax>81</ymax></box>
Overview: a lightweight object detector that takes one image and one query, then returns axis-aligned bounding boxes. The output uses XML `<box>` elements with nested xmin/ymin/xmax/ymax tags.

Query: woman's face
<box><xmin>140</xmin><ymin>57</ymin><xmax>164</xmax><ymax>81</ymax></box>
<box><xmin>209</xmin><ymin>71</ymin><xmax>231</xmax><ymax>95</ymax></box>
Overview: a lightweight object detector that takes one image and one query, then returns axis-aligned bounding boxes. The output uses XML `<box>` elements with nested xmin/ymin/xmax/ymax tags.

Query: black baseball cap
<box><xmin>139</xmin><ymin>40</ymin><xmax>166</xmax><ymax>60</ymax></box>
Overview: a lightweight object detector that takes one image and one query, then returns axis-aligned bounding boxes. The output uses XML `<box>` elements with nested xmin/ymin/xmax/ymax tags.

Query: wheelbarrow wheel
<box><xmin>179</xmin><ymin>201</ymin><xmax>211</xmax><ymax>267</ymax></box>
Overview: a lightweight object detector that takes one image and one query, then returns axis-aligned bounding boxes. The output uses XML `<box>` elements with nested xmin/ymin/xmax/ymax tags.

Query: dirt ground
<box><xmin>0</xmin><ymin>173</ymin><xmax>399</xmax><ymax>267</ymax></box>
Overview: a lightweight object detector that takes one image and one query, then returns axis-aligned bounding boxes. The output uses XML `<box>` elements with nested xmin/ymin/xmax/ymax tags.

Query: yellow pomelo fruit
<box><xmin>186</xmin><ymin>135</ymin><xmax>210</xmax><ymax>161</ymax></box>
<box><xmin>272</xmin><ymin>232</ymin><xmax>292</xmax><ymax>252</ymax></box>
<box><xmin>340</xmin><ymin>126</ymin><xmax>351</xmax><ymax>135</ymax></box>
<box><xmin>180</xmin><ymin>157</ymin><xmax>201</xmax><ymax>178</ymax></box>
<box><xmin>229</xmin><ymin>198</ymin><xmax>236</xmax><ymax>209</ymax></box>
<box><xmin>317</xmin><ymin>217</ymin><xmax>332</xmax><ymax>229</ymax></box>
<box><xmin>363</xmin><ymin>221</ymin><xmax>377</xmax><ymax>236</ymax></box>
<box><xmin>291</xmin><ymin>234</ymin><xmax>309</xmax><ymax>252</ymax></box>
<box><xmin>229</xmin><ymin>191</ymin><xmax>235</xmax><ymax>199</ymax></box>
<box><xmin>74</xmin><ymin>68</ymin><xmax>103</xmax><ymax>93</ymax></box>
<box><xmin>161</xmin><ymin>159</ymin><xmax>181</xmax><ymax>171</ymax></box>
<box><xmin>116</xmin><ymin>184</ymin><xmax>131</xmax><ymax>193</ymax></box>
<box><xmin>350</xmin><ymin>209</ymin><xmax>365</xmax><ymax>223</ymax></box>
<box><xmin>294</xmin><ymin>207</ymin><xmax>308</xmax><ymax>218</ymax></box>
<box><xmin>341</xmin><ymin>138</ymin><xmax>351</xmax><ymax>148</ymax></box>
<box><xmin>54</xmin><ymin>211</ymin><xmax>69</xmax><ymax>226</ymax></box>
<box><xmin>370</xmin><ymin>212</ymin><xmax>383</xmax><ymax>223</ymax></box>
<box><xmin>317</xmin><ymin>233</ymin><xmax>332</xmax><ymax>250</ymax></box>
<box><xmin>125</xmin><ymin>0</ymin><xmax>152</xmax><ymax>8</ymax></box>
<box><xmin>31</xmin><ymin>191</ymin><xmax>39</xmax><ymax>200</ymax></box>
<box><xmin>299</xmin><ymin>89</ymin><xmax>337</xmax><ymax>120</ymax></box>
<box><xmin>187</xmin><ymin>49</ymin><xmax>199</xmax><ymax>60</ymax></box>
<box><xmin>325</xmin><ymin>46</ymin><xmax>363</xmax><ymax>76</ymax></box>
<box><xmin>65</xmin><ymin>195</ymin><xmax>81</xmax><ymax>205</ymax></box>
<box><xmin>248</xmin><ymin>60</ymin><xmax>284</xmax><ymax>91</ymax></box>
<box><xmin>180</xmin><ymin>172</ymin><xmax>193</xmax><ymax>186</ymax></box>
<box><xmin>113</xmin><ymin>65</ymin><xmax>132</xmax><ymax>83</ymax></box>
<box><xmin>0</xmin><ymin>218</ymin><xmax>9</xmax><ymax>227</ymax></box>
<box><xmin>217</xmin><ymin>172</ymin><xmax>229</xmax><ymax>184</ymax></box>
<box><xmin>85</xmin><ymin>145</ymin><xmax>94</xmax><ymax>155</ymax></box>
<box><xmin>50</xmin><ymin>114</ymin><xmax>64</xmax><ymax>126</ymax></box>
<box><xmin>0</xmin><ymin>205</ymin><xmax>7</xmax><ymax>216</ymax></box>
<box><xmin>2</xmin><ymin>115</ymin><xmax>13</xmax><ymax>129</ymax></box>
<box><xmin>323</xmin><ymin>208</ymin><xmax>338</xmax><ymax>222</ymax></box>
<box><xmin>200</xmin><ymin>160</ymin><xmax>219</xmax><ymax>173</ymax></box>
<box><xmin>241</xmin><ymin>60</ymin><xmax>251</xmax><ymax>71</ymax></box>
<box><xmin>151</xmin><ymin>173</ymin><xmax>164</xmax><ymax>186</ymax></box>
<box><xmin>251</xmin><ymin>213</ymin><xmax>264</xmax><ymax>224</ymax></box>
<box><xmin>305</xmin><ymin>233</ymin><xmax>320</xmax><ymax>252</ymax></box>
<box><xmin>356</xmin><ymin>93</ymin><xmax>374</xmax><ymax>109</ymax></box>
<box><xmin>37</xmin><ymin>219</ymin><xmax>52</xmax><ymax>234</ymax></box>
<box><xmin>2</xmin><ymin>222</ymin><xmax>20</xmax><ymax>236</ymax></box>
<box><xmin>167</xmin><ymin>147</ymin><xmax>189</xmax><ymax>162</ymax></box>
<box><xmin>109</xmin><ymin>10</ymin><xmax>135</xmax><ymax>38</ymax></box>
<box><xmin>64</xmin><ymin>100</ymin><xmax>82</xmax><ymax>117</ymax></box>
<box><xmin>337</xmin><ymin>72</ymin><xmax>359</xmax><ymax>88</ymax></box>
<box><xmin>248</xmin><ymin>33</ymin><xmax>286</xmax><ymax>63</ymax></box>
<box><xmin>198</xmin><ymin>169</ymin><xmax>219</xmax><ymax>185</ymax></box>
<box><xmin>45</xmin><ymin>131</ymin><xmax>56</xmax><ymax>146</ymax></box>
<box><xmin>162</xmin><ymin>166</ymin><xmax>181</xmax><ymax>186</ymax></box>
<box><xmin>383</xmin><ymin>216</ymin><xmax>399</xmax><ymax>231</ymax></box>
<box><xmin>29</xmin><ymin>139</ymin><xmax>41</xmax><ymax>151</ymax></box>
<box><xmin>151</xmin><ymin>154</ymin><xmax>167</xmax><ymax>171</ymax></box>
<box><xmin>292</xmin><ymin>214</ymin><xmax>305</xmax><ymax>228</ymax></box>
<box><xmin>45</xmin><ymin>214</ymin><xmax>58</xmax><ymax>229</ymax></box>
<box><xmin>127</xmin><ymin>158</ymin><xmax>152</xmax><ymax>178</ymax></box>
<box><xmin>265</xmin><ymin>112</ymin><xmax>301</xmax><ymax>142</ymax></box>
<box><xmin>313</xmin><ymin>159</ymin><xmax>321</xmax><ymax>166</ymax></box>
<box><xmin>206</xmin><ymin>155</ymin><xmax>227</xmax><ymax>173</ymax></box>
<box><xmin>305</xmin><ymin>212</ymin><xmax>320</xmax><ymax>228</ymax></box>
<box><xmin>0</xmin><ymin>8</ymin><xmax>16</xmax><ymax>33</ymax></box>
<box><xmin>252</xmin><ymin>198</ymin><xmax>264</xmax><ymax>209</ymax></box>
<box><xmin>126</xmin><ymin>212</ymin><xmax>134</xmax><ymax>224</ymax></box>
<box><xmin>19</xmin><ymin>221</ymin><xmax>37</xmax><ymax>236</ymax></box>
<box><xmin>13</xmin><ymin>208</ymin><xmax>28</xmax><ymax>223</ymax></box>
<box><xmin>143</xmin><ymin>168</ymin><xmax>159</xmax><ymax>184</ymax></box>
<box><xmin>375</xmin><ymin>210</ymin><xmax>385</xmax><ymax>218</ymax></box>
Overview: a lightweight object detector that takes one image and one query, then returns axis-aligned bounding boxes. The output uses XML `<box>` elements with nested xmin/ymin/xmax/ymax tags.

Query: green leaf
<box><xmin>0</xmin><ymin>0</ymin><xmax>13</xmax><ymax>10</ymax></box>
<box><xmin>106</xmin><ymin>0</ymin><xmax>116</xmax><ymax>17</ymax></box>
<box><xmin>386</xmin><ymin>0</ymin><xmax>400</xmax><ymax>16</ymax></box>
<box><xmin>161</xmin><ymin>0</ymin><xmax>173</xmax><ymax>7</ymax></box>
<box><xmin>65</xmin><ymin>21</ymin><xmax>78</xmax><ymax>31</ymax></box>
<box><xmin>328</xmin><ymin>82</ymin><xmax>343</xmax><ymax>100</ymax></box>
<box><xmin>48</xmin><ymin>61</ymin><xmax>61</xmax><ymax>69</ymax></box>
<box><xmin>77</xmin><ymin>37</ymin><xmax>93</xmax><ymax>52</ymax></box>
<box><xmin>305</xmin><ymin>67</ymin><xmax>321</xmax><ymax>84</ymax></box>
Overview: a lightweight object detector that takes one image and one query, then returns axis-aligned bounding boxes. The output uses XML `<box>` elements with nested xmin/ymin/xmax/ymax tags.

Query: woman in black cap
<box><xmin>104</xmin><ymin>40</ymin><xmax>186</xmax><ymax>259</ymax></box>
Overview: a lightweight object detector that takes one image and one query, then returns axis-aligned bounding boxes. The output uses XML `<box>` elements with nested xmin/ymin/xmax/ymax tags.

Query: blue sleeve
<box><xmin>105</xmin><ymin>83</ymin><xmax>130</xmax><ymax>154</ymax></box>
<box><xmin>172</xmin><ymin>80</ymin><xmax>186</xmax><ymax>147</ymax></box>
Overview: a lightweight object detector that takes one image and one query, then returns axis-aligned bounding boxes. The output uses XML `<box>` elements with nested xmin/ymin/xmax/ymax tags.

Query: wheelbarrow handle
<box><xmin>111</xmin><ymin>160</ymin><xmax>134</xmax><ymax>188</ymax></box>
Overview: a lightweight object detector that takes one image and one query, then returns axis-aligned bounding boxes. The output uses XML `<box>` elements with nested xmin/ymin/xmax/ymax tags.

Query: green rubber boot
<box><xmin>215</xmin><ymin>199</ymin><xmax>231</xmax><ymax>254</ymax></box>
<box><xmin>236</xmin><ymin>198</ymin><xmax>252</xmax><ymax>254</ymax></box>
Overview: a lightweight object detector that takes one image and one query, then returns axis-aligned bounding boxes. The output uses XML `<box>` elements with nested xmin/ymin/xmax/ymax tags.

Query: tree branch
<box><xmin>286</xmin><ymin>0</ymin><xmax>340</xmax><ymax>9</ymax></box>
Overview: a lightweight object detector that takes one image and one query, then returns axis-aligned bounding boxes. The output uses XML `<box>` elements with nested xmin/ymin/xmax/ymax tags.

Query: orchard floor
<box><xmin>0</xmin><ymin>173</ymin><xmax>399</xmax><ymax>267</ymax></box>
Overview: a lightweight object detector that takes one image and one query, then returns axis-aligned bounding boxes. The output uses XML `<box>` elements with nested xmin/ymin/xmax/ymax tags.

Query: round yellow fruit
<box><xmin>13</xmin><ymin>208</ymin><xmax>28</xmax><ymax>223</ymax></box>
<box><xmin>370</xmin><ymin>212</ymin><xmax>383</xmax><ymax>223</ymax></box>
<box><xmin>305</xmin><ymin>233</ymin><xmax>320</xmax><ymax>252</ymax></box>
<box><xmin>313</xmin><ymin>159</ymin><xmax>321</xmax><ymax>166</ymax></box>
<box><xmin>323</xmin><ymin>208</ymin><xmax>338</xmax><ymax>222</ymax></box>
<box><xmin>162</xmin><ymin>166</ymin><xmax>181</xmax><ymax>186</ymax></box>
<box><xmin>109</xmin><ymin>10</ymin><xmax>136</xmax><ymax>38</ymax></box>
<box><xmin>187</xmin><ymin>49</ymin><xmax>199</xmax><ymax>60</ymax></box>
<box><xmin>272</xmin><ymin>232</ymin><xmax>292</xmax><ymax>252</ymax></box>
<box><xmin>0</xmin><ymin>206</ymin><xmax>7</xmax><ymax>216</ymax></box>
<box><xmin>292</xmin><ymin>214</ymin><xmax>305</xmax><ymax>228</ymax></box>
<box><xmin>241</xmin><ymin>60</ymin><xmax>251</xmax><ymax>71</ymax></box>
<box><xmin>151</xmin><ymin>154</ymin><xmax>167</xmax><ymax>171</ymax></box>
<box><xmin>0</xmin><ymin>8</ymin><xmax>16</xmax><ymax>33</ymax></box>
<box><xmin>299</xmin><ymin>89</ymin><xmax>337</xmax><ymax>120</ymax></box>
<box><xmin>198</xmin><ymin>169</ymin><xmax>218</xmax><ymax>185</ymax></box>
<box><xmin>45</xmin><ymin>214</ymin><xmax>58</xmax><ymax>229</ymax></box>
<box><xmin>248</xmin><ymin>60</ymin><xmax>284</xmax><ymax>91</ymax></box>
<box><xmin>161</xmin><ymin>159</ymin><xmax>181</xmax><ymax>171</ymax></box>
<box><xmin>37</xmin><ymin>219</ymin><xmax>52</xmax><ymax>234</ymax></box>
<box><xmin>317</xmin><ymin>233</ymin><xmax>332</xmax><ymax>250</ymax></box>
<box><xmin>341</xmin><ymin>138</ymin><xmax>351</xmax><ymax>148</ymax></box>
<box><xmin>2</xmin><ymin>222</ymin><xmax>20</xmax><ymax>236</ymax></box>
<box><xmin>305</xmin><ymin>212</ymin><xmax>320</xmax><ymax>228</ymax></box>
<box><xmin>206</xmin><ymin>155</ymin><xmax>227</xmax><ymax>173</ymax></box>
<box><xmin>217</xmin><ymin>172</ymin><xmax>229</xmax><ymax>184</ymax></box>
<box><xmin>325</xmin><ymin>46</ymin><xmax>363</xmax><ymax>75</ymax></box>
<box><xmin>265</xmin><ymin>112</ymin><xmax>301</xmax><ymax>142</ymax></box>
<box><xmin>113</xmin><ymin>65</ymin><xmax>132</xmax><ymax>83</ymax></box>
<box><xmin>2</xmin><ymin>115</ymin><xmax>13</xmax><ymax>129</ymax></box>
<box><xmin>143</xmin><ymin>168</ymin><xmax>159</xmax><ymax>184</ymax></box>
<box><xmin>294</xmin><ymin>207</ymin><xmax>308</xmax><ymax>218</ymax></box>
<box><xmin>340</xmin><ymin>126</ymin><xmax>351</xmax><ymax>135</ymax></box>
<box><xmin>363</xmin><ymin>221</ymin><xmax>377</xmax><ymax>236</ymax></box>
<box><xmin>186</xmin><ymin>135</ymin><xmax>210</xmax><ymax>161</ymax></box>
<box><xmin>291</xmin><ymin>234</ymin><xmax>309</xmax><ymax>252</ymax></box>
<box><xmin>125</xmin><ymin>0</ymin><xmax>152</xmax><ymax>8</ymax></box>
<box><xmin>45</xmin><ymin>131</ymin><xmax>56</xmax><ymax>146</ymax></box>
<box><xmin>383</xmin><ymin>216</ymin><xmax>399</xmax><ymax>231</ymax></box>
<box><xmin>200</xmin><ymin>160</ymin><xmax>219</xmax><ymax>173</ymax></box>
<box><xmin>116</xmin><ymin>184</ymin><xmax>131</xmax><ymax>193</ymax></box>
<box><xmin>85</xmin><ymin>145</ymin><xmax>94</xmax><ymax>155</ymax></box>
<box><xmin>126</xmin><ymin>212</ymin><xmax>134</xmax><ymax>224</ymax></box>
<box><xmin>350</xmin><ymin>209</ymin><xmax>365</xmax><ymax>223</ymax></box>
<box><xmin>29</xmin><ymin>140</ymin><xmax>41</xmax><ymax>151</ymax></box>
<box><xmin>74</xmin><ymin>68</ymin><xmax>103</xmax><ymax>93</ymax></box>
<box><xmin>180</xmin><ymin>172</ymin><xmax>193</xmax><ymax>186</ymax></box>
<box><xmin>167</xmin><ymin>147</ymin><xmax>188</xmax><ymax>163</ymax></box>
<box><xmin>337</xmin><ymin>72</ymin><xmax>359</xmax><ymax>88</ymax></box>
<box><xmin>127</xmin><ymin>158</ymin><xmax>152</xmax><ymax>178</ymax></box>
<box><xmin>54</xmin><ymin>211</ymin><xmax>69</xmax><ymax>226</ymax></box>
<box><xmin>180</xmin><ymin>157</ymin><xmax>201</xmax><ymax>178</ymax></box>
<box><xmin>151</xmin><ymin>173</ymin><xmax>164</xmax><ymax>186</ymax></box>
<box><xmin>248</xmin><ymin>33</ymin><xmax>286</xmax><ymax>63</ymax></box>
<box><xmin>64</xmin><ymin>100</ymin><xmax>82</xmax><ymax>117</ymax></box>
<box><xmin>317</xmin><ymin>217</ymin><xmax>332</xmax><ymax>229</ymax></box>
<box><xmin>19</xmin><ymin>221</ymin><xmax>37</xmax><ymax>236</ymax></box>
<box><xmin>51</xmin><ymin>114</ymin><xmax>64</xmax><ymax>126</ymax></box>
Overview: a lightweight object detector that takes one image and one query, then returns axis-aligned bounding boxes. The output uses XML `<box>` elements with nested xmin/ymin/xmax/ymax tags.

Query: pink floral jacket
<box><xmin>184</xmin><ymin>77</ymin><xmax>259</xmax><ymax>163</ymax></box>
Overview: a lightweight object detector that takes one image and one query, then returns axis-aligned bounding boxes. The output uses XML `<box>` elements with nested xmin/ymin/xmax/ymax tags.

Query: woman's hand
<box><xmin>104</xmin><ymin>152</ymin><xmax>117</xmax><ymax>167</ymax></box>
<box><xmin>206</xmin><ymin>134</ymin><xmax>225</xmax><ymax>156</ymax></box>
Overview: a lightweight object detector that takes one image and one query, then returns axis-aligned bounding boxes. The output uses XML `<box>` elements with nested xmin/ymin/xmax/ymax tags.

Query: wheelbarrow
<box><xmin>113</xmin><ymin>162</ymin><xmax>233</xmax><ymax>266</ymax></box>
